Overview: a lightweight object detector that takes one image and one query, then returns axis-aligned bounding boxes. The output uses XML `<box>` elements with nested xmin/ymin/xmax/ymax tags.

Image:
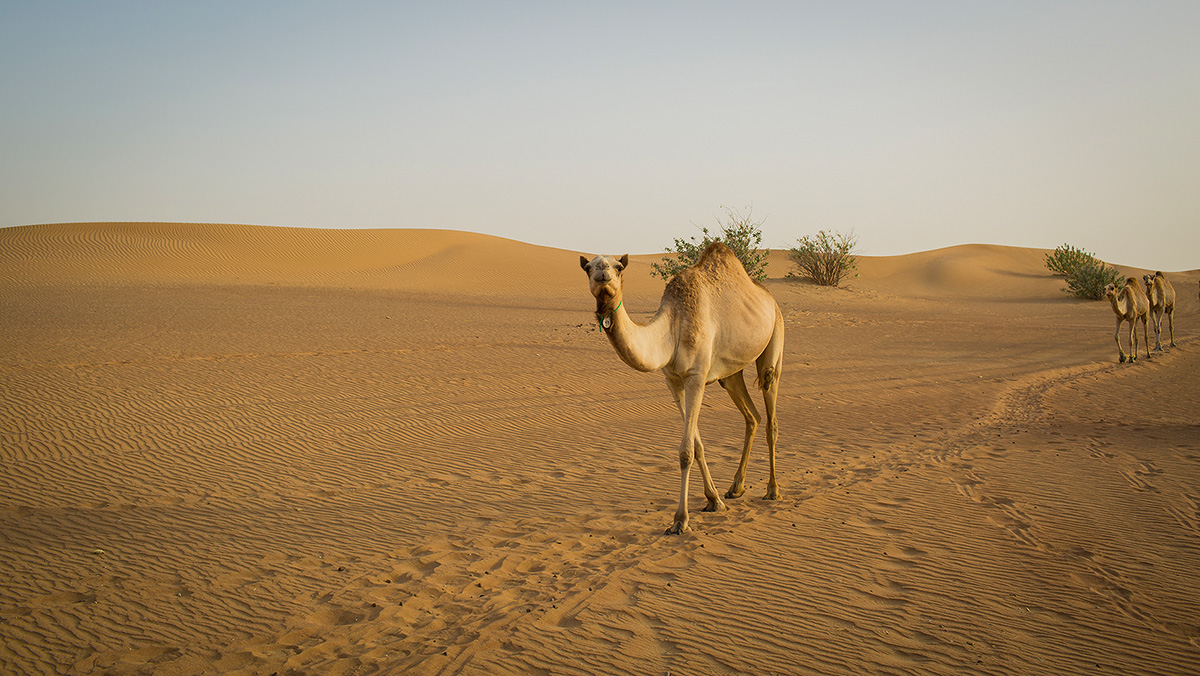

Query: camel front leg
<box><xmin>719</xmin><ymin>372</ymin><xmax>759</xmax><ymax>500</ymax></box>
<box><xmin>693</xmin><ymin>434</ymin><xmax>726</xmax><ymax>513</ymax></box>
<box><xmin>664</xmin><ymin>377</ymin><xmax>690</xmax><ymax>534</ymax></box>
<box><xmin>1115</xmin><ymin>318</ymin><xmax>1128</xmax><ymax>363</ymax></box>
<box><xmin>1167</xmin><ymin>309</ymin><xmax>1175</xmax><ymax>347</ymax></box>
<box><xmin>666</xmin><ymin>376</ymin><xmax>723</xmax><ymax>535</ymax></box>
<box><xmin>1113</xmin><ymin>318</ymin><xmax>1127</xmax><ymax>363</ymax></box>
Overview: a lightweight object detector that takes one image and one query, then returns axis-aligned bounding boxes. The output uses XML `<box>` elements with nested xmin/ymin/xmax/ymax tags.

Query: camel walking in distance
<box><xmin>1142</xmin><ymin>271</ymin><xmax>1176</xmax><ymax>350</ymax></box>
<box><xmin>581</xmin><ymin>242</ymin><xmax>785</xmax><ymax>534</ymax></box>
<box><xmin>1104</xmin><ymin>278</ymin><xmax>1150</xmax><ymax>363</ymax></box>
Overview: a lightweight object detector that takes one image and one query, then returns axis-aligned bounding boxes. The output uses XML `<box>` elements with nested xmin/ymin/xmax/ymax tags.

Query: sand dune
<box><xmin>0</xmin><ymin>222</ymin><xmax>589</xmax><ymax>296</ymax></box>
<box><xmin>2</xmin><ymin>223</ymin><xmax>1199</xmax><ymax>675</ymax></box>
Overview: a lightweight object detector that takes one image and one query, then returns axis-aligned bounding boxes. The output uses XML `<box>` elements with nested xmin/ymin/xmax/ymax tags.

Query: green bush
<box><xmin>650</xmin><ymin>206</ymin><xmax>769</xmax><ymax>282</ymax></box>
<box><xmin>1044</xmin><ymin>244</ymin><xmax>1095</xmax><ymax>277</ymax></box>
<box><xmin>787</xmin><ymin>230</ymin><xmax>859</xmax><ymax>287</ymax></box>
<box><xmin>1044</xmin><ymin>244</ymin><xmax>1121</xmax><ymax>300</ymax></box>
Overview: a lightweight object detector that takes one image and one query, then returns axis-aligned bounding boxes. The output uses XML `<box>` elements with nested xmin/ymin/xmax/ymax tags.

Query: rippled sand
<box><xmin>2</xmin><ymin>223</ymin><xmax>1198</xmax><ymax>675</ymax></box>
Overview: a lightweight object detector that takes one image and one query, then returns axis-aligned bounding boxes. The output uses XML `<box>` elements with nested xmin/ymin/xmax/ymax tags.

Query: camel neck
<box><xmin>597</xmin><ymin>299</ymin><xmax>623</xmax><ymax>330</ymax></box>
<box><xmin>603</xmin><ymin>300</ymin><xmax>674</xmax><ymax>373</ymax></box>
<box><xmin>1108</xmin><ymin>290</ymin><xmax>1128</xmax><ymax>315</ymax></box>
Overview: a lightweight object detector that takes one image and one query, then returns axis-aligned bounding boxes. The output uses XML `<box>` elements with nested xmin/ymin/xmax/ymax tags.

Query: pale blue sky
<box><xmin>3</xmin><ymin>2</ymin><xmax>1198</xmax><ymax>270</ymax></box>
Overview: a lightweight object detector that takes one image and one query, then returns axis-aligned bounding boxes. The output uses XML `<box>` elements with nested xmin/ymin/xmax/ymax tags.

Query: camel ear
<box><xmin>580</xmin><ymin>255</ymin><xmax>590</xmax><ymax>271</ymax></box>
<box><xmin>619</xmin><ymin>254</ymin><xmax>629</xmax><ymax>269</ymax></box>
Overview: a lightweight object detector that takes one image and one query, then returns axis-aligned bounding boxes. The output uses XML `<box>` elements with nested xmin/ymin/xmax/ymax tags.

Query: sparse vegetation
<box><xmin>1044</xmin><ymin>244</ymin><xmax>1092</xmax><ymax>277</ymax></box>
<box><xmin>1044</xmin><ymin>244</ymin><xmax>1121</xmax><ymax>300</ymax></box>
<box><xmin>651</xmin><ymin>206</ymin><xmax>769</xmax><ymax>282</ymax></box>
<box><xmin>787</xmin><ymin>230</ymin><xmax>859</xmax><ymax>287</ymax></box>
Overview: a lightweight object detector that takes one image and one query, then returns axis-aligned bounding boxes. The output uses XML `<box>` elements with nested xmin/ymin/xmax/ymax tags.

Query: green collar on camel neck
<box><xmin>598</xmin><ymin>299</ymin><xmax>622</xmax><ymax>331</ymax></box>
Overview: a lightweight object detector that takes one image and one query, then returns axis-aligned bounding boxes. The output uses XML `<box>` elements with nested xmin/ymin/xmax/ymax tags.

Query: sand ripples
<box><xmin>3</xmin><ymin>224</ymin><xmax>1199</xmax><ymax>674</ymax></box>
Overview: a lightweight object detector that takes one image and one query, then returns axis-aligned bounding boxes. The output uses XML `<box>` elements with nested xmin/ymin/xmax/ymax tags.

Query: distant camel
<box><xmin>581</xmin><ymin>242</ymin><xmax>784</xmax><ymax>534</ymax></box>
<box><xmin>1142</xmin><ymin>271</ymin><xmax>1176</xmax><ymax>350</ymax></box>
<box><xmin>1104</xmin><ymin>278</ymin><xmax>1150</xmax><ymax>363</ymax></box>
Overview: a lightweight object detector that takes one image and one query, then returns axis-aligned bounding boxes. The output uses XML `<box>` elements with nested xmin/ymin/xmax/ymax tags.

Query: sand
<box><xmin>2</xmin><ymin>222</ymin><xmax>1198</xmax><ymax>675</ymax></box>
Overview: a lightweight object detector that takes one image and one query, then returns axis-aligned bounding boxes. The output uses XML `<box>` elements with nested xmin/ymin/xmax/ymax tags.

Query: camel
<box><xmin>580</xmin><ymin>242</ymin><xmax>785</xmax><ymax>534</ymax></box>
<box><xmin>1142</xmin><ymin>271</ymin><xmax>1176</xmax><ymax>350</ymax></box>
<box><xmin>1104</xmin><ymin>278</ymin><xmax>1150</xmax><ymax>363</ymax></box>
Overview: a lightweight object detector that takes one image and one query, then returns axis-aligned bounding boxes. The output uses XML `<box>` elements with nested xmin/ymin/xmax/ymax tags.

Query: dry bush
<box><xmin>1045</xmin><ymin>244</ymin><xmax>1121</xmax><ymax>300</ymax></box>
<box><xmin>651</xmin><ymin>206</ymin><xmax>769</xmax><ymax>282</ymax></box>
<box><xmin>788</xmin><ymin>230</ymin><xmax>858</xmax><ymax>287</ymax></box>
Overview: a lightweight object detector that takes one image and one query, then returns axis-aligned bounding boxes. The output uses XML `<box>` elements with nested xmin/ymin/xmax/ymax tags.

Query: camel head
<box><xmin>1104</xmin><ymin>282</ymin><xmax>1119</xmax><ymax>299</ymax></box>
<box><xmin>580</xmin><ymin>254</ymin><xmax>629</xmax><ymax>314</ymax></box>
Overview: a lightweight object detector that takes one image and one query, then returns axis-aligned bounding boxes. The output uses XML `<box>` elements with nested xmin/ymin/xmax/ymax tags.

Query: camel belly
<box><xmin>693</xmin><ymin>331</ymin><xmax>775</xmax><ymax>383</ymax></box>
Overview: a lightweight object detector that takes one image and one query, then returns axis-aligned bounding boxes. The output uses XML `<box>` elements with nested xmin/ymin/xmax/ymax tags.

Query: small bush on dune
<box><xmin>1064</xmin><ymin>260</ymin><xmax>1124</xmax><ymax>300</ymax></box>
<box><xmin>1044</xmin><ymin>244</ymin><xmax>1094</xmax><ymax>277</ymax></box>
<box><xmin>651</xmin><ymin>206</ymin><xmax>769</xmax><ymax>282</ymax></box>
<box><xmin>787</xmin><ymin>230</ymin><xmax>859</xmax><ymax>287</ymax></box>
<box><xmin>1044</xmin><ymin>244</ymin><xmax>1121</xmax><ymax>300</ymax></box>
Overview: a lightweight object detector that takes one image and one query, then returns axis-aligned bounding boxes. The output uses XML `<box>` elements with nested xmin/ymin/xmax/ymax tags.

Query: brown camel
<box><xmin>1104</xmin><ymin>278</ymin><xmax>1150</xmax><ymax>363</ymax></box>
<box><xmin>580</xmin><ymin>242</ymin><xmax>785</xmax><ymax>534</ymax></box>
<box><xmin>1142</xmin><ymin>271</ymin><xmax>1176</xmax><ymax>350</ymax></box>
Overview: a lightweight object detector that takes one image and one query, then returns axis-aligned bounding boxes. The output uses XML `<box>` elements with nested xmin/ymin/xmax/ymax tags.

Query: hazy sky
<box><xmin>3</xmin><ymin>2</ymin><xmax>1198</xmax><ymax>270</ymax></box>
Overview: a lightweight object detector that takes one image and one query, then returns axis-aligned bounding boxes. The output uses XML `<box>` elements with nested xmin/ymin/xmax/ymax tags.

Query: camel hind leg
<box><xmin>1139</xmin><ymin>315</ymin><xmax>1150</xmax><ymax>359</ymax></box>
<box><xmin>718</xmin><ymin>371</ymin><xmax>760</xmax><ymax>500</ymax></box>
<box><xmin>1128</xmin><ymin>319</ymin><xmax>1138</xmax><ymax>362</ymax></box>
<box><xmin>756</xmin><ymin>311</ymin><xmax>785</xmax><ymax>501</ymax></box>
<box><xmin>1167</xmin><ymin>307</ymin><xmax>1175</xmax><ymax>347</ymax></box>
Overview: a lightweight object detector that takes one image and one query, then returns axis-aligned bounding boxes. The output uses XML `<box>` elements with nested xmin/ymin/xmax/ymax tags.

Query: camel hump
<box><xmin>695</xmin><ymin>241</ymin><xmax>744</xmax><ymax>274</ymax></box>
<box><xmin>700</xmin><ymin>240</ymin><xmax>730</xmax><ymax>258</ymax></box>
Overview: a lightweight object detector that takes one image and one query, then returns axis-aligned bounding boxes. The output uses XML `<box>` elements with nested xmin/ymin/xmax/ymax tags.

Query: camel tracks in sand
<box><xmin>260</xmin><ymin>518</ymin><xmax>702</xmax><ymax>673</ymax></box>
<box><xmin>928</xmin><ymin>343</ymin><xmax>1200</xmax><ymax>651</ymax></box>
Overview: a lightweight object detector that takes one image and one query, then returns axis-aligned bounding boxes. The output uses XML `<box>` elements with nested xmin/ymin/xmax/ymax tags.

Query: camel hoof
<box><xmin>702</xmin><ymin>499</ymin><xmax>727</xmax><ymax>513</ymax></box>
<box><xmin>763</xmin><ymin>486</ymin><xmax>781</xmax><ymax>501</ymax></box>
<box><xmin>724</xmin><ymin>487</ymin><xmax>746</xmax><ymax>500</ymax></box>
<box><xmin>665</xmin><ymin>522</ymin><xmax>690</xmax><ymax>535</ymax></box>
<box><xmin>1119</xmin><ymin>355</ymin><xmax>1127</xmax><ymax>363</ymax></box>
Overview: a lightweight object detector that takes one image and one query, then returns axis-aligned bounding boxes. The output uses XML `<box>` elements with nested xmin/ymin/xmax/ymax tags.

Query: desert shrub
<box><xmin>1063</xmin><ymin>259</ymin><xmax>1123</xmax><ymax>300</ymax></box>
<box><xmin>1044</xmin><ymin>244</ymin><xmax>1121</xmax><ymax>300</ymax></box>
<box><xmin>787</xmin><ymin>230</ymin><xmax>859</xmax><ymax>287</ymax></box>
<box><xmin>1045</xmin><ymin>244</ymin><xmax>1095</xmax><ymax>277</ymax></box>
<box><xmin>650</xmin><ymin>206</ymin><xmax>769</xmax><ymax>282</ymax></box>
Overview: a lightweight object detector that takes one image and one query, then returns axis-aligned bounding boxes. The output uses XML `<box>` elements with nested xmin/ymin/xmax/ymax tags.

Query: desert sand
<box><xmin>2</xmin><ymin>222</ymin><xmax>1198</xmax><ymax>675</ymax></box>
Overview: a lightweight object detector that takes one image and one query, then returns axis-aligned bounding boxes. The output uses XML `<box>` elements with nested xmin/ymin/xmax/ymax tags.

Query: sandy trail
<box><xmin>2</xmin><ymin>223</ymin><xmax>1198</xmax><ymax>675</ymax></box>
